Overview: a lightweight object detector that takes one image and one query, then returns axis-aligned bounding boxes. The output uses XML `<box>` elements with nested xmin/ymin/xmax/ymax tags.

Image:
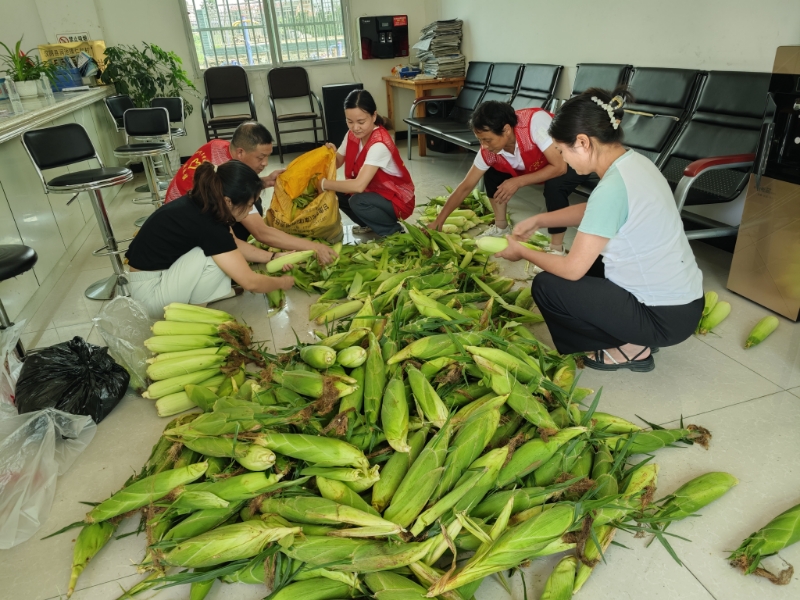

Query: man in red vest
<box><xmin>428</xmin><ymin>101</ymin><xmax>588</xmax><ymax>253</ymax></box>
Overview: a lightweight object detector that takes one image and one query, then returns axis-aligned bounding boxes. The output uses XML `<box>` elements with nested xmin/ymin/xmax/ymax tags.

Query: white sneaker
<box><xmin>477</xmin><ymin>224</ymin><xmax>510</xmax><ymax>238</ymax></box>
<box><xmin>547</xmin><ymin>245</ymin><xmax>567</xmax><ymax>256</ymax></box>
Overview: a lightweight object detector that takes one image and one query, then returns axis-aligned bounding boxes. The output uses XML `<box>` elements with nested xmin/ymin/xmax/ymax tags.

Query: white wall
<box><xmin>441</xmin><ymin>0</ymin><xmax>800</xmax><ymax>97</ymax></box>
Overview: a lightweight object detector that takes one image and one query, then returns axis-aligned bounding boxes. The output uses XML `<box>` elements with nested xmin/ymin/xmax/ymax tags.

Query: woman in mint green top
<box><xmin>494</xmin><ymin>87</ymin><xmax>704</xmax><ymax>372</ymax></box>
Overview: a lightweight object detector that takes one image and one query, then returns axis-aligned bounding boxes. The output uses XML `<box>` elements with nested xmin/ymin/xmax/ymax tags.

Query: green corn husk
<box><xmin>729</xmin><ymin>501</ymin><xmax>800</xmax><ymax>577</ymax></box>
<box><xmin>316</xmin><ymin>476</ymin><xmax>380</xmax><ymax>517</ymax></box>
<box><xmin>168</xmin><ymin>490</ymin><xmax>229</xmax><ymax>510</ymax></box>
<box><xmin>472</xmin><ymin>487</ymin><xmax>550</xmax><ymax>520</ymax></box>
<box><xmin>300</xmin><ymin>345</ymin><xmax>338</xmax><ymax>369</ymax></box>
<box><xmin>419</xmin><ymin>357</ymin><xmax>456</xmax><ymax>380</ymax></box>
<box><xmin>280</xmin><ymin>535</ymin><xmax>438</xmax><ymax>573</ymax></box>
<box><xmin>745</xmin><ymin>315</ymin><xmax>779</xmax><ymax>348</ymax></box>
<box><xmin>259</xmin><ymin>496</ymin><xmax>403</xmax><ymax>534</ymax></box>
<box><xmin>609</xmin><ymin>425</ymin><xmax>711</xmax><ymax>455</ymax></box>
<box><xmin>593</xmin><ymin>464</ymin><xmax>659</xmax><ymax>526</ymax></box>
<box><xmin>655</xmin><ymin>472</ymin><xmax>738</xmax><ymax>521</ymax></box>
<box><xmin>343</xmin><ymin>464</ymin><xmax>381</xmax><ymax>494</ymax></box>
<box><xmin>424</xmin><ymin>517</ymin><xmax>465</xmax><ymax>566</ymax></box>
<box><xmin>382</xmin><ymin>376</ymin><xmax>411</xmax><ymax>453</ymax></box>
<box><xmin>387</xmin><ymin>332</ymin><xmax>482</xmax><ymax>365</ymax></box>
<box><xmin>444</xmin><ymin>382</ymin><xmax>491</xmax><ymax>408</ymax></box>
<box><xmin>573</xmin><ymin>525</ymin><xmax>616</xmax><ymax>592</ymax></box>
<box><xmin>406</xmin><ymin>365</ymin><xmax>449</xmax><ymax>429</ymax></box>
<box><xmin>180</xmin><ymin>437</ymin><xmax>275</xmax><ymax>471</ymax></box>
<box><xmin>541</xmin><ymin>555</ymin><xmax>577</xmax><ymax>600</ymax></box>
<box><xmin>268</xmin><ymin>578</ymin><xmax>354</xmax><ymax>600</ymax></box>
<box><xmin>496</xmin><ymin>427</ymin><xmax>586</xmax><ymax>487</ymax></box>
<box><xmin>372</xmin><ymin>427</ymin><xmax>429</xmax><ymax>513</ymax></box>
<box><xmin>431</xmin><ymin>405</ymin><xmax>499</xmax><ymax>502</ymax></box>
<box><xmin>165</xmin><ymin>516</ymin><xmax>301</xmax><ymax>568</ymax></box>
<box><xmin>189</xmin><ymin>576</ymin><xmax>214</xmax><ymax>600</ymax></box>
<box><xmin>591</xmin><ymin>444</ymin><xmax>619</xmax><ymax>498</ymax></box>
<box><xmin>364</xmin><ymin>332</ymin><xmax>387</xmax><ymax>425</ymax></box>
<box><xmin>164</xmin><ymin>502</ymin><xmax>244</xmax><ymax>541</ymax></box>
<box><xmin>301</xmin><ymin>466</ymin><xmax>371</xmax><ymax>482</ymax></box>
<box><xmin>410</xmin><ymin>468</ymin><xmax>486</xmax><ymax>536</ymax></box>
<box><xmin>465</xmin><ymin>345</ymin><xmax>542</xmax><ymax>383</ymax></box>
<box><xmin>319</xmin><ymin>328</ymin><xmax>369</xmax><ymax>351</ymax></box>
<box><xmin>337</xmin><ymin>346</ymin><xmax>368</xmax><ymax>368</ymax></box>
<box><xmin>183</xmin><ymin>472</ymin><xmax>282</xmax><ymax>502</ymax></box>
<box><xmin>315</xmin><ymin>300</ymin><xmax>364</xmax><ymax>325</ymax></box>
<box><xmin>451</xmin><ymin>446</ymin><xmax>508</xmax><ymax>515</ymax></box>
<box><xmin>351</xmin><ymin>296</ymin><xmax>376</xmax><ymax>330</ymax></box>
<box><xmin>534</xmin><ymin>440</ymin><xmax>588</xmax><ymax>487</ymax></box>
<box><xmin>586</xmin><ymin>411</ymin><xmax>641</xmax><ymax>433</ymax></box>
<box><xmin>255</xmin><ymin>431</ymin><xmax>369</xmax><ymax>470</ymax></box>
<box><xmin>278</xmin><ymin>370</ymin><xmax>357</xmax><ymax>400</ymax></box>
<box><xmin>66</xmin><ymin>521</ymin><xmax>117</xmax><ymax>597</ymax></box>
<box><xmin>86</xmin><ymin>462</ymin><xmax>208</xmax><ymax>523</ymax></box>
<box><xmin>338</xmin><ymin>364</ymin><xmax>365</xmax><ymax>415</ymax></box>
<box><xmin>384</xmin><ymin>425</ymin><xmax>452</xmax><ymax>527</ymax></box>
<box><xmin>365</xmin><ymin>571</ymin><xmax>430</xmax><ymax>598</ymax></box>
<box><xmin>698</xmin><ymin>300</ymin><xmax>731</xmax><ymax>334</ymax></box>
<box><xmin>430</xmin><ymin>504</ymin><xmax>575</xmax><ymax>595</ymax></box>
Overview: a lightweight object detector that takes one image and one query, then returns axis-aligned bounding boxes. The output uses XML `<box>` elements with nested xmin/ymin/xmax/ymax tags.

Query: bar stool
<box><xmin>151</xmin><ymin>97</ymin><xmax>187</xmax><ymax>139</ymax></box>
<box><xmin>114</xmin><ymin>107</ymin><xmax>174</xmax><ymax>227</ymax></box>
<box><xmin>104</xmin><ymin>95</ymin><xmax>169</xmax><ymax>196</ymax></box>
<box><xmin>22</xmin><ymin>123</ymin><xmax>133</xmax><ymax>300</ymax></box>
<box><xmin>0</xmin><ymin>245</ymin><xmax>38</xmax><ymax>360</ymax></box>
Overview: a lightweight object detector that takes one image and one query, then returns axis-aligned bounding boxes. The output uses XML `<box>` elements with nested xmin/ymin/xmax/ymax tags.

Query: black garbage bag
<box><xmin>15</xmin><ymin>337</ymin><xmax>130</xmax><ymax>423</ymax></box>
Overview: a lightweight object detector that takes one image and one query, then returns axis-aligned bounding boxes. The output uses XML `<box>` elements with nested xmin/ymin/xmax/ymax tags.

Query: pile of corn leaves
<box><xmin>51</xmin><ymin>224</ymin><xmax>746</xmax><ymax>600</ymax></box>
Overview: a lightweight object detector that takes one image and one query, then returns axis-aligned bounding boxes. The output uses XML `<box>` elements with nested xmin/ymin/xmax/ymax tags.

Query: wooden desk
<box><xmin>383</xmin><ymin>75</ymin><xmax>465</xmax><ymax>157</ymax></box>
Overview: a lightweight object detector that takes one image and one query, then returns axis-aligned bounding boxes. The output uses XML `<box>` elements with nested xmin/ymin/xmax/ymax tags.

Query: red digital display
<box><xmin>394</xmin><ymin>16</ymin><xmax>408</xmax><ymax>27</ymax></box>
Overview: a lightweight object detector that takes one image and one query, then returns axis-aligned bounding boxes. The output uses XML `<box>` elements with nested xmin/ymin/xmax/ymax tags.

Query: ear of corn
<box><xmin>573</xmin><ymin>525</ymin><xmax>616</xmax><ymax>592</ymax></box>
<box><xmin>266</xmin><ymin>249</ymin><xmax>315</xmax><ymax>273</ymax></box>
<box><xmin>410</xmin><ymin>467</ymin><xmax>486</xmax><ymax>536</ymax></box>
<box><xmin>406</xmin><ymin>365</ymin><xmax>449</xmax><ymax>429</ymax></box>
<box><xmin>316</xmin><ymin>476</ymin><xmax>381</xmax><ymax>517</ymax></box>
<box><xmin>164</xmin><ymin>503</ymin><xmax>243</xmax><ymax>541</ymax></box>
<box><xmin>144</xmin><ymin>335</ymin><xmax>223</xmax><ymax>354</ymax></box>
<box><xmin>371</xmin><ymin>427</ymin><xmax>429</xmax><ymax>513</ymax></box>
<box><xmin>146</xmin><ymin>354</ymin><xmax>227</xmax><ymax>381</ymax></box>
<box><xmin>155</xmin><ymin>391</ymin><xmax>196</xmax><ymax>417</ymax></box>
<box><xmin>337</xmin><ymin>345</ymin><xmax>367</xmax><ymax>368</ymax></box>
<box><xmin>698</xmin><ymin>300</ymin><xmax>731</xmax><ymax>334</ymax></box>
<box><xmin>591</xmin><ymin>444</ymin><xmax>619</xmax><ymax>498</ymax></box>
<box><xmin>729</xmin><ymin>501</ymin><xmax>800</xmax><ymax>576</ymax></box>
<box><xmin>541</xmin><ymin>555</ymin><xmax>577</xmax><ymax>600</ymax></box>
<box><xmin>387</xmin><ymin>332</ymin><xmax>482</xmax><ymax>365</ymax></box>
<box><xmin>655</xmin><ymin>472</ymin><xmax>738</xmax><ymax>521</ymax></box>
<box><xmin>496</xmin><ymin>427</ymin><xmax>586</xmax><ymax>488</ymax></box>
<box><xmin>342</xmin><ymin>464</ymin><xmax>381</xmax><ymax>494</ymax></box>
<box><xmin>586</xmin><ymin>411</ymin><xmax>641</xmax><ymax>433</ymax></box>
<box><xmin>86</xmin><ymin>463</ymin><xmax>208</xmax><ymax>523</ymax></box>
<box><xmin>466</xmin><ymin>345</ymin><xmax>542</xmax><ymax>383</ymax></box>
<box><xmin>338</xmin><ymin>364</ymin><xmax>365</xmax><ymax>414</ymax></box>
<box><xmin>259</xmin><ymin>496</ymin><xmax>404</xmax><ymax>535</ymax></box>
<box><xmin>67</xmin><ymin>521</ymin><xmax>117</xmax><ymax>597</ymax></box>
<box><xmin>163</xmin><ymin>303</ymin><xmax>234</xmax><ymax>324</ymax></box>
<box><xmin>382</xmin><ymin>375</ymin><xmax>411</xmax><ymax>453</ymax></box>
<box><xmin>300</xmin><ymin>345</ymin><xmax>337</xmax><ymax>369</ymax></box>
<box><xmin>364</xmin><ymin>332</ymin><xmax>387</xmax><ymax>425</ymax></box>
<box><xmin>350</xmin><ymin>296</ymin><xmax>375</xmax><ymax>330</ymax></box>
<box><xmin>472</xmin><ymin>487</ymin><xmax>549</xmax><ymax>520</ymax></box>
<box><xmin>315</xmin><ymin>300</ymin><xmax>364</xmax><ymax>325</ymax></box>
<box><xmin>320</xmin><ymin>327</ymin><xmax>369</xmax><ymax>351</ymax></box>
<box><xmin>184</xmin><ymin>472</ymin><xmax>282</xmax><ymax>501</ymax></box>
<box><xmin>280</xmin><ymin>370</ymin><xmax>356</xmax><ymax>400</ymax></box>
<box><xmin>143</xmin><ymin>369</ymin><xmax>222</xmax><ymax>399</ymax></box>
<box><xmin>745</xmin><ymin>315</ymin><xmax>779</xmax><ymax>348</ymax></box>
<box><xmin>255</xmin><ymin>431</ymin><xmax>369</xmax><ymax>470</ymax></box>
<box><xmin>267</xmin><ymin>578</ymin><xmax>354</xmax><ymax>600</ymax></box>
<box><xmin>152</xmin><ymin>321</ymin><xmax>222</xmax><ymax>336</ymax></box>
<box><xmin>169</xmin><ymin>490</ymin><xmax>229</xmax><ymax>510</ymax></box>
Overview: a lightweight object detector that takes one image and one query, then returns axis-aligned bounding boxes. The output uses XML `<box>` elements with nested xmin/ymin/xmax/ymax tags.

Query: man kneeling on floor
<box><xmin>165</xmin><ymin>121</ymin><xmax>337</xmax><ymax>265</ymax></box>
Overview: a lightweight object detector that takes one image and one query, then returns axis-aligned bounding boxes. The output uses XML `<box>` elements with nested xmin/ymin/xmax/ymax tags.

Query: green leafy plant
<box><xmin>100</xmin><ymin>42</ymin><xmax>198</xmax><ymax>116</ymax></box>
<box><xmin>0</xmin><ymin>37</ymin><xmax>56</xmax><ymax>82</ymax></box>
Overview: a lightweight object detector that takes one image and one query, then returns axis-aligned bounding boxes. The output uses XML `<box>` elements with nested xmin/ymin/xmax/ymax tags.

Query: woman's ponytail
<box><xmin>189</xmin><ymin>160</ymin><xmax>263</xmax><ymax>224</ymax></box>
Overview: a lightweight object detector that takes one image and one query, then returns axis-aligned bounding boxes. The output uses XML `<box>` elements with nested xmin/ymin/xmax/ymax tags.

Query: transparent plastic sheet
<box><xmin>0</xmin><ymin>321</ymin><xmax>26</xmax><ymax>418</ymax></box>
<box><xmin>92</xmin><ymin>296</ymin><xmax>153</xmax><ymax>393</ymax></box>
<box><xmin>0</xmin><ymin>408</ymin><xmax>96</xmax><ymax>549</ymax></box>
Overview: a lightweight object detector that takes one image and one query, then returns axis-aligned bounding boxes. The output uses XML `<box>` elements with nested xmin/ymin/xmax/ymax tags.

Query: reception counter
<box><xmin>0</xmin><ymin>86</ymin><xmax>126</xmax><ymax>322</ymax></box>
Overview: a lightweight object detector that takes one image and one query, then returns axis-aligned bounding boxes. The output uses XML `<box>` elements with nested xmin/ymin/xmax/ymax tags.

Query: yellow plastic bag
<box><xmin>266</xmin><ymin>146</ymin><xmax>342</xmax><ymax>243</ymax></box>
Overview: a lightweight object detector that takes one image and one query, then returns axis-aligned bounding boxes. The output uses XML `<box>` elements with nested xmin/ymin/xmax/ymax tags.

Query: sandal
<box><xmin>353</xmin><ymin>226</ymin><xmax>373</xmax><ymax>234</ymax></box>
<box><xmin>584</xmin><ymin>347</ymin><xmax>655</xmax><ymax>372</ymax></box>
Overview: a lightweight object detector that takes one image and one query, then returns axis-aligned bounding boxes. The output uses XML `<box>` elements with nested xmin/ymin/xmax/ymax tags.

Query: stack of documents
<box><xmin>412</xmin><ymin>19</ymin><xmax>465</xmax><ymax>78</ymax></box>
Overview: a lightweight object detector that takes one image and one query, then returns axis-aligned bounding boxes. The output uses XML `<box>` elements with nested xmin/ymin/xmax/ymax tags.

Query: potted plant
<box><xmin>100</xmin><ymin>43</ymin><xmax>198</xmax><ymax>116</ymax></box>
<box><xmin>0</xmin><ymin>37</ymin><xmax>56</xmax><ymax>98</ymax></box>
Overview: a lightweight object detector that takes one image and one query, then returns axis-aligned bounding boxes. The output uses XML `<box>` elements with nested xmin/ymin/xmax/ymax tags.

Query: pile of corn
<box><xmin>416</xmin><ymin>188</ymin><xmax>495</xmax><ymax>234</ymax></box>
<box><xmin>51</xmin><ymin>225</ymin><xmax>757</xmax><ymax>599</ymax></box>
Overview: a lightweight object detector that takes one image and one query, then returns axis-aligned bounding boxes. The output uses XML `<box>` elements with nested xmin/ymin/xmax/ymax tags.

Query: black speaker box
<box><xmin>322</xmin><ymin>82</ymin><xmax>364</xmax><ymax>145</ymax></box>
<box><xmin>424</xmin><ymin>99</ymin><xmax>457</xmax><ymax>153</ymax></box>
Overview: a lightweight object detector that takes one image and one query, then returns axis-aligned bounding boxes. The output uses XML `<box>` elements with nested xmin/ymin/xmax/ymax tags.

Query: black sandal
<box><xmin>584</xmin><ymin>347</ymin><xmax>655</xmax><ymax>372</ymax></box>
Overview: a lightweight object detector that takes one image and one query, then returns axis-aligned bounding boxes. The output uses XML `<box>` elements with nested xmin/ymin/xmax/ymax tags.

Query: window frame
<box><xmin>178</xmin><ymin>0</ymin><xmax>353</xmax><ymax>75</ymax></box>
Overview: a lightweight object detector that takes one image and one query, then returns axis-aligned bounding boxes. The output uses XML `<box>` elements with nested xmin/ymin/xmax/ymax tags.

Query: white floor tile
<box><xmin>789</xmin><ymin>386</ymin><xmax>800</xmax><ymax>399</ymax></box>
<box><xmin>20</xmin><ymin>328</ymin><xmax>61</xmax><ymax>350</ymax></box>
<box><xmin>56</xmin><ymin>323</ymin><xmax>94</xmax><ymax>343</ymax></box>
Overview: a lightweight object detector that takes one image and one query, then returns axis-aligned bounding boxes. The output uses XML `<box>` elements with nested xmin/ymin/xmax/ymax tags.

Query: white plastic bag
<box><xmin>0</xmin><ymin>408</ymin><xmax>96</xmax><ymax>549</ymax></box>
<box><xmin>92</xmin><ymin>296</ymin><xmax>153</xmax><ymax>393</ymax></box>
<box><xmin>0</xmin><ymin>320</ymin><xmax>25</xmax><ymax>418</ymax></box>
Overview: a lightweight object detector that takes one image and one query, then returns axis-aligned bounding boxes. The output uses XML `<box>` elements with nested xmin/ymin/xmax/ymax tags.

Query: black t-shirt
<box><xmin>231</xmin><ymin>198</ymin><xmax>263</xmax><ymax>242</ymax></box>
<box><xmin>126</xmin><ymin>195</ymin><xmax>238</xmax><ymax>271</ymax></box>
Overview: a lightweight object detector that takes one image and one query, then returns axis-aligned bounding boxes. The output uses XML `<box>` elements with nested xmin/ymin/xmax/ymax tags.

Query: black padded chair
<box><xmin>151</xmin><ymin>97</ymin><xmax>187</xmax><ymax>139</ymax></box>
<box><xmin>267</xmin><ymin>66</ymin><xmax>326</xmax><ymax>163</ymax></box>
<box><xmin>201</xmin><ymin>66</ymin><xmax>257</xmax><ymax>141</ymax></box>
<box><xmin>570</xmin><ymin>63</ymin><xmax>633</xmax><ymax>98</ymax></box>
<box><xmin>0</xmin><ymin>245</ymin><xmax>37</xmax><ymax>359</ymax></box>
<box><xmin>511</xmin><ymin>64</ymin><xmax>563</xmax><ymax>110</ymax></box>
<box><xmin>104</xmin><ymin>94</ymin><xmax>135</xmax><ymax>132</ymax></box>
<box><xmin>664</xmin><ymin>70</ymin><xmax>771</xmax><ymax>240</ymax></box>
<box><xmin>404</xmin><ymin>61</ymin><xmax>494</xmax><ymax>159</ymax></box>
<box><xmin>22</xmin><ymin>124</ymin><xmax>133</xmax><ymax>300</ymax></box>
<box><xmin>114</xmin><ymin>107</ymin><xmax>174</xmax><ymax>227</ymax></box>
<box><xmin>479</xmin><ymin>63</ymin><xmax>523</xmax><ymax>104</ymax></box>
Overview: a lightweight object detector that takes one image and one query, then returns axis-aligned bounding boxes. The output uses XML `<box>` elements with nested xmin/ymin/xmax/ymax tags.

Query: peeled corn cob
<box><xmin>745</xmin><ymin>315</ymin><xmax>779</xmax><ymax>348</ymax></box>
<box><xmin>146</xmin><ymin>354</ymin><xmax>226</xmax><ymax>381</ymax></box>
<box><xmin>698</xmin><ymin>301</ymin><xmax>731</xmax><ymax>334</ymax></box>
<box><xmin>144</xmin><ymin>335</ymin><xmax>223</xmax><ymax>354</ymax></box>
<box><xmin>267</xmin><ymin>249</ymin><xmax>315</xmax><ymax>273</ymax></box>
<box><xmin>163</xmin><ymin>303</ymin><xmax>234</xmax><ymax>324</ymax></box>
<box><xmin>142</xmin><ymin>368</ymin><xmax>222</xmax><ymax>399</ymax></box>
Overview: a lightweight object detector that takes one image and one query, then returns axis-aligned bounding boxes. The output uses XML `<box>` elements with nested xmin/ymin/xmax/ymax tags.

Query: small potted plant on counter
<box><xmin>100</xmin><ymin>42</ymin><xmax>197</xmax><ymax>116</ymax></box>
<box><xmin>0</xmin><ymin>37</ymin><xmax>56</xmax><ymax>98</ymax></box>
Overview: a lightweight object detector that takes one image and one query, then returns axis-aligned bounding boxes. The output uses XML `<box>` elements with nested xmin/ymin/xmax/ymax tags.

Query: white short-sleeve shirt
<box><xmin>472</xmin><ymin>110</ymin><xmax>554</xmax><ymax>171</ymax></box>
<box><xmin>338</xmin><ymin>136</ymin><xmax>402</xmax><ymax>178</ymax></box>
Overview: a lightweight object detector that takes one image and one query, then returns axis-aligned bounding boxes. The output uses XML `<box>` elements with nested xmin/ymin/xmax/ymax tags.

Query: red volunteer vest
<box><xmin>344</xmin><ymin>127</ymin><xmax>415</xmax><ymax>220</ymax></box>
<box><xmin>165</xmin><ymin>139</ymin><xmax>232</xmax><ymax>203</ymax></box>
<box><xmin>480</xmin><ymin>108</ymin><xmax>551</xmax><ymax>177</ymax></box>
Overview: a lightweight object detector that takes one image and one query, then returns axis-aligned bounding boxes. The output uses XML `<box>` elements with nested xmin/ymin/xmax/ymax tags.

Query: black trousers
<box><xmin>531</xmin><ymin>258</ymin><xmax>704</xmax><ymax>355</ymax></box>
<box><xmin>483</xmin><ymin>166</ymin><xmax>589</xmax><ymax>234</ymax></box>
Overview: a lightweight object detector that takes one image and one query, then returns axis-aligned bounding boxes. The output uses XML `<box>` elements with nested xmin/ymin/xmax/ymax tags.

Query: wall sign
<box><xmin>55</xmin><ymin>32</ymin><xmax>90</xmax><ymax>43</ymax></box>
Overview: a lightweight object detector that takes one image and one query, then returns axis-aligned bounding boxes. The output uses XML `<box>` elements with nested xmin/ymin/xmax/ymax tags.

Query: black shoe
<box><xmin>583</xmin><ymin>347</ymin><xmax>655</xmax><ymax>372</ymax></box>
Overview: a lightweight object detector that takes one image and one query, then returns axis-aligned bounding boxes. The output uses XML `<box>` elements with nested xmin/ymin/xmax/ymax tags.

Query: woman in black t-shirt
<box><xmin>126</xmin><ymin>160</ymin><xmax>295</xmax><ymax>317</ymax></box>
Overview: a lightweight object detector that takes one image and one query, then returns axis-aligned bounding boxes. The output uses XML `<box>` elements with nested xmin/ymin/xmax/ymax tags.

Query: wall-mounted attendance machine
<box><xmin>359</xmin><ymin>15</ymin><xmax>409</xmax><ymax>59</ymax></box>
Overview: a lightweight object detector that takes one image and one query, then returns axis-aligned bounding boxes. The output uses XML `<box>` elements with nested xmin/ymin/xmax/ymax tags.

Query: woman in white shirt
<box><xmin>320</xmin><ymin>90</ymin><xmax>415</xmax><ymax>237</ymax></box>
<box><xmin>495</xmin><ymin>88</ymin><xmax>704</xmax><ymax>372</ymax></box>
<box><xmin>428</xmin><ymin>101</ymin><xmax>588</xmax><ymax>252</ymax></box>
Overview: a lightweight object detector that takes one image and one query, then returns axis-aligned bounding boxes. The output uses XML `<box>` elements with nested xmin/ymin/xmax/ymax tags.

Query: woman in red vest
<box><xmin>429</xmin><ymin>101</ymin><xmax>588</xmax><ymax>253</ymax></box>
<box><xmin>319</xmin><ymin>90</ymin><xmax>415</xmax><ymax>237</ymax></box>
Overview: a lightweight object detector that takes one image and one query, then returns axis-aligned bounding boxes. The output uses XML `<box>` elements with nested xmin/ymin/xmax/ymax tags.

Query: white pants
<box><xmin>128</xmin><ymin>247</ymin><xmax>232</xmax><ymax>318</ymax></box>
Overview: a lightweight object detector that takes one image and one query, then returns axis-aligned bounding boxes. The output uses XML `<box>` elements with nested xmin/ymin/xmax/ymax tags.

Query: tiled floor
<box><xmin>2</xmin><ymin>143</ymin><xmax>799</xmax><ymax>600</ymax></box>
